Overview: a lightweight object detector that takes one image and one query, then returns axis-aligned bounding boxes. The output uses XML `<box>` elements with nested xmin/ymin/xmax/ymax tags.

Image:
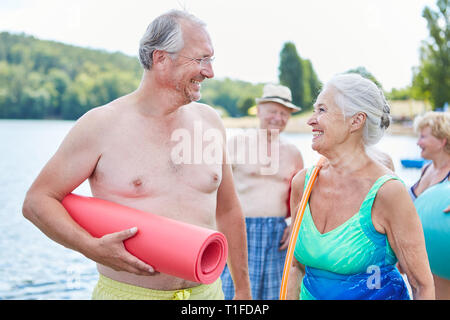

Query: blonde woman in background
<box><xmin>409</xmin><ymin>111</ymin><xmax>450</xmax><ymax>299</ymax></box>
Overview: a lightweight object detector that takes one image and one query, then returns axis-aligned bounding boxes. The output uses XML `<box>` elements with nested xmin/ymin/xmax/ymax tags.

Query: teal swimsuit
<box><xmin>294</xmin><ymin>167</ymin><xmax>410</xmax><ymax>300</ymax></box>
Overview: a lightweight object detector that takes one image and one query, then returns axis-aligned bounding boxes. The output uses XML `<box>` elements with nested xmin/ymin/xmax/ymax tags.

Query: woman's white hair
<box><xmin>325</xmin><ymin>73</ymin><xmax>391</xmax><ymax>146</ymax></box>
<box><xmin>138</xmin><ymin>10</ymin><xmax>206</xmax><ymax>70</ymax></box>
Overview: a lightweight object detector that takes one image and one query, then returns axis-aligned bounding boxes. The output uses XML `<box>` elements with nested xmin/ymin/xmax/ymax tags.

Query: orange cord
<box><xmin>279</xmin><ymin>157</ymin><xmax>325</xmax><ymax>300</ymax></box>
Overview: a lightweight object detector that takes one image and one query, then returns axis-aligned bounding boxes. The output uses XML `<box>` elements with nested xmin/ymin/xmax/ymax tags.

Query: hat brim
<box><xmin>255</xmin><ymin>98</ymin><xmax>301</xmax><ymax>111</ymax></box>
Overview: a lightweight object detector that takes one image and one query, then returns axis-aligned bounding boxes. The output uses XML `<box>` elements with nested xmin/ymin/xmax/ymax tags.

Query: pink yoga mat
<box><xmin>61</xmin><ymin>193</ymin><xmax>228</xmax><ymax>284</ymax></box>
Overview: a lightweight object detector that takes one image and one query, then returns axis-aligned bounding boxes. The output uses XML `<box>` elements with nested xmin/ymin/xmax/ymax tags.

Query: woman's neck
<box><xmin>431</xmin><ymin>151</ymin><xmax>450</xmax><ymax>171</ymax></box>
<box><xmin>324</xmin><ymin>144</ymin><xmax>370</xmax><ymax>175</ymax></box>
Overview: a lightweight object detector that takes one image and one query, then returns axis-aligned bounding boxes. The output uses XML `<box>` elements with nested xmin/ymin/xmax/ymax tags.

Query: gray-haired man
<box><xmin>23</xmin><ymin>10</ymin><xmax>251</xmax><ymax>300</ymax></box>
<box><xmin>221</xmin><ymin>84</ymin><xmax>304</xmax><ymax>299</ymax></box>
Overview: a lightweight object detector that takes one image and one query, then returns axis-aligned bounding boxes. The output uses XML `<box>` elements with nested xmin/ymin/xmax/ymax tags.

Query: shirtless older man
<box><xmin>22</xmin><ymin>10</ymin><xmax>251</xmax><ymax>300</ymax></box>
<box><xmin>221</xmin><ymin>84</ymin><xmax>304</xmax><ymax>300</ymax></box>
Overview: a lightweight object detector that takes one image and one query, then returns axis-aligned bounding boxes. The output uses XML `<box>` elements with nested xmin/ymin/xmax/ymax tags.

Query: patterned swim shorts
<box><xmin>221</xmin><ymin>217</ymin><xmax>287</xmax><ymax>300</ymax></box>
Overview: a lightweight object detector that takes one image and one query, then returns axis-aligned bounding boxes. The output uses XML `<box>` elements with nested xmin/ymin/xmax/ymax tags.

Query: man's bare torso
<box><xmin>229</xmin><ymin>132</ymin><xmax>301</xmax><ymax>218</ymax></box>
<box><xmin>87</xmin><ymin>100</ymin><xmax>224</xmax><ymax>290</ymax></box>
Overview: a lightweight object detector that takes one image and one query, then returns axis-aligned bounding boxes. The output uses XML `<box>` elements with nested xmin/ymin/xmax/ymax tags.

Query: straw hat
<box><xmin>255</xmin><ymin>84</ymin><xmax>301</xmax><ymax>111</ymax></box>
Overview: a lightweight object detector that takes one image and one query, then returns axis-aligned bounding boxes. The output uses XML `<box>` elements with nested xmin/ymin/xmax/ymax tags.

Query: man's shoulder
<box><xmin>291</xmin><ymin>167</ymin><xmax>308</xmax><ymax>189</ymax></box>
<box><xmin>73</xmin><ymin>103</ymin><xmax>117</xmax><ymax>134</ymax></box>
<box><xmin>280</xmin><ymin>138</ymin><xmax>302</xmax><ymax>156</ymax></box>
<box><xmin>185</xmin><ymin>101</ymin><xmax>220</xmax><ymax>115</ymax></box>
<box><xmin>184</xmin><ymin>102</ymin><xmax>224</xmax><ymax>127</ymax></box>
<box><xmin>79</xmin><ymin>104</ymin><xmax>112</xmax><ymax>121</ymax></box>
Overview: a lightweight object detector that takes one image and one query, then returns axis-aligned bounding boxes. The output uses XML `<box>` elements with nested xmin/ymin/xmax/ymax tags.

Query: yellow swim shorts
<box><xmin>91</xmin><ymin>274</ymin><xmax>224</xmax><ymax>300</ymax></box>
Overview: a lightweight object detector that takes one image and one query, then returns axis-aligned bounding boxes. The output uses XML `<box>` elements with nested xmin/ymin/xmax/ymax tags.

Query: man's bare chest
<box><xmin>91</xmin><ymin>139</ymin><xmax>222</xmax><ymax>198</ymax></box>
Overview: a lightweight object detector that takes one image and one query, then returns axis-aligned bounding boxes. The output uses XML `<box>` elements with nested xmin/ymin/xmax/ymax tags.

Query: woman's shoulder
<box><xmin>371</xmin><ymin>173</ymin><xmax>410</xmax><ymax>218</ymax></box>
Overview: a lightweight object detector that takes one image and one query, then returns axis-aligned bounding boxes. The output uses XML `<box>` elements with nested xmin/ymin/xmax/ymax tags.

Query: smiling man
<box><xmin>221</xmin><ymin>84</ymin><xmax>304</xmax><ymax>299</ymax></box>
<box><xmin>22</xmin><ymin>10</ymin><xmax>251</xmax><ymax>300</ymax></box>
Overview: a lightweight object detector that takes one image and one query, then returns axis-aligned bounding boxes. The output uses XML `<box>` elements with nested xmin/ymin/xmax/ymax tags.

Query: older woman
<box><xmin>410</xmin><ymin>111</ymin><xmax>450</xmax><ymax>299</ymax></box>
<box><xmin>287</xmin><ymin>73</ymin><xmax>434</xmax><ymax>300</ymax></box>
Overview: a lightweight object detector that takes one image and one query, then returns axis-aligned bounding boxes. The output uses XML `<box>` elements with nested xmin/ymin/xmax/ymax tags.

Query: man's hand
<box><xmin>279</xmin><ymin>224</ymin><xmax>292</xmax><ymax>251</ymax></box>
<box><xmin>90</xmin><ymin>227</ymin><xmax>158</xmax><ymax>276</ymax></box>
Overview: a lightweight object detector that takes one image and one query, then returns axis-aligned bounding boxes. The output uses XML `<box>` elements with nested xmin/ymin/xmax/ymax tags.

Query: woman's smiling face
<box><xmin>307</xmin><ymin>86</ymin><xmax>348</xmax><ymax>153</ymax></box>
<box><xmin>417</xmin><ymin>126</ymin><xmax>446</xmax><ymax>159</ymax></box>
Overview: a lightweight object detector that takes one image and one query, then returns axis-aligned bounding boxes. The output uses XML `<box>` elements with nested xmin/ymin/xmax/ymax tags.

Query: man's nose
<box><xmin>201</xmin><ymin>63</ymin><xmax>214</xmax><ymax>79</ymax></box>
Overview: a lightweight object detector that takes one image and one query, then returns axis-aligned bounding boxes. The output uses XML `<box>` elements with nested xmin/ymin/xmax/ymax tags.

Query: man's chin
<box><xmin>186</xmin><ymin>91</ymin><xmax>201</xmax><ymax>103</ymax></box>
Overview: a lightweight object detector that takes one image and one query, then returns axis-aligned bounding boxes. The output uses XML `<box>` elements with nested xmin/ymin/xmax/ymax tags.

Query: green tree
<box><xmin>345</xmin><ymin>66</ymin><xmax>383</xmax><ymax>89</ymax></box>
<box><xmin>387</xmin><ymin>86</ymin><xmax>413</xmax><ymax>100</ymax></box>
<box><xmin>0</xmin><ymin>32</ymin><xmax>143</xmax><ymax>119</ymax></box>
<box><xmin>278</xmin><ymin>42</ymin><xmax>322</xmax><ymax>112</ymax></box>
<box><xmin>238</xmin><ymin>97</ymin><xmax>255</xmax><ymax>116</ymax></box>
<box><xmin>278</xmin><ymin>42</ymin><xmax>304</xmax><ymax>109</ymax></box>
<box><xmin>412</xmin><ymin>0</ymin><xmax>450</xmax><ymax>110</ymax></box>
<box><xmin>200</xmin><ymin>78</ymin><xmax>263</xmax><ymax>117</ymax></box>
<box><xmin>302</xmin><ymin>59</ymin><xmax>322</xmax><ymax>110</ymax></box>
<box><xmin>47</xmin><ymin>68</ymin><xmax>71</xmax><ymax>117</ymax></box>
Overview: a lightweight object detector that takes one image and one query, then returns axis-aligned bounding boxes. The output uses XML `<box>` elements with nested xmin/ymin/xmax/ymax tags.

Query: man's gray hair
<box><xmin>138</xmin><ymin>10</ymin><xmax>206</xmax><ymax>70</ymax></box>
<box><xmin>325</xmin><ymin>73</ymin><xmax>391</xmax><ymax>146</ymax></box>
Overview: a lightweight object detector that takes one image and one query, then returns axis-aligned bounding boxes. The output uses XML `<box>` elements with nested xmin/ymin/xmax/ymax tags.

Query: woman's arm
<box><xmin>373</xmin><ymin>179</ymin><xmax>435</xmax><ymax>300</ymax></box>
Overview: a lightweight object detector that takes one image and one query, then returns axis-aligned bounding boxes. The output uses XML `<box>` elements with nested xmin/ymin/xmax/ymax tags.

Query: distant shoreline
<box><xmin>222</xmin><ymin>115</ymin><xmax>416</xmax><ymax>136</ymax></box>
<box><xmin>0</xmin><ymin>115</ymin><xmax>417</xmax><ymax>136</ymax></box>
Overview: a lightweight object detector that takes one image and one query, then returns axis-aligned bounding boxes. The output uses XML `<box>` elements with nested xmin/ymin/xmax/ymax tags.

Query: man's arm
<box><xmin>216</xmin><ymin>159</ymin><xmax>252</xmax><ymax>299</ymax></box>
<box><xmin>279</xmin><ymin>146</ymin><xmax>304</xmax><ymax>250</ymax></box>
<box><xmin>286</xmin><ymin>169</ymin><xmax>307</xmax><ymax>299</ymax></box>
<box><xmin>198</xmin><ymin>104</ymin><xmax>251</xmax><ymax>298</ymax></box>
<box><xmin>213</xmin><ymin>123</ymin><xmax>251</xmax><ymax>299</ymax></box>
<box><xmin>22</xmin><ymin>107</ymin><xmax>155</xmax><ymax>275</ymax></box>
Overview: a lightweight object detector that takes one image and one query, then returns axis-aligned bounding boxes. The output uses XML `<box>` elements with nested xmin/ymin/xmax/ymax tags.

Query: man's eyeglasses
<box><xmin>177</xmin><ymin>54</ymin><xmax>215</xmax><ymax>69</ymax></box>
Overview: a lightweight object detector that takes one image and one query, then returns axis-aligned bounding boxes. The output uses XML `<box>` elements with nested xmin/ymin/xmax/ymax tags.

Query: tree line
<box><xmin>411</xmin><ymin>0</ymin><xmax>449</xmax><ymax>110</ymax></box>
<box><xmin>0</xmin><ymin>0</ymin><xmax>447</xmax><ymax>120</ymax></box>
<box><xmin>0</xmin><ymin>31</ymin><xmax>327</xmax><ymax>119</ymax></box>
<box><xmin>0</xmin><ymin>32</ymin><xmax>141</xmax><ymax>119</ymax></box>
<box><xmin>274</xmin><ymin>0</ymin><xmax>449</xmax><ymax>111</ymax></box>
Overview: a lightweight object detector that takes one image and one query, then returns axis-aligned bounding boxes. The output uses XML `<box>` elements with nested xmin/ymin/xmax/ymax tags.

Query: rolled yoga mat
<box><xmin>62</xmin><ymin>193</ymin><xmax>228</xmax><ymax>284</ymax></box>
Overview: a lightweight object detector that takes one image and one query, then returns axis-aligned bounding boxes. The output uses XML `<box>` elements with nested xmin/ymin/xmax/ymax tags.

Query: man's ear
<box><xmin>152</xmin><ymin>50</ymin><xmax>169</xmax><ymax>69</ymax></box>
<box><xmin>350</xmin><ymin>112</ymin><xmax>366</xmax><ymax>133</ymax></box>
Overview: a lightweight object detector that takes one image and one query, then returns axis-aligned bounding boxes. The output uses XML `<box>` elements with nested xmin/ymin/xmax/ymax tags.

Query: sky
<box><xmin>0</xmin><ymin>0</ymin><xmax>438</xmax><ymax>91</ymax></box>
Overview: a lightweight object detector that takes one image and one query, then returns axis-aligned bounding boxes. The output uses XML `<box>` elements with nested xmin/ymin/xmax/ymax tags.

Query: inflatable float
<box><xmin>414</xmin><ymin>181</ymin><xmax>450</xmax><ymax>280</ymax></box>
<box><xmin>62</xmin><ymin>193</ymin><xmax>228</xmax><ymax>284</ymax></box>
<box><xmin>400</xmin><ymin>158</ymin><xmax>429</xmax><ymax>169</ymax></box>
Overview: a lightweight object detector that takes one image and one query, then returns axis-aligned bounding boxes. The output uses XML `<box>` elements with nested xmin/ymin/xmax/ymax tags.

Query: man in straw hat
<box><xmin>221</xmin><ymin>83</ymin><xmax>304</xmax><ymax>299</ymax></box>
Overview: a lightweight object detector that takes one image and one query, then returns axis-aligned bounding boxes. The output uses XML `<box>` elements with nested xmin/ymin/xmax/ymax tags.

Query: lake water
<box><xmin>0</xmin><ymin>119</ymin><xmax>423</xmax><ymax>300</ymax></box>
